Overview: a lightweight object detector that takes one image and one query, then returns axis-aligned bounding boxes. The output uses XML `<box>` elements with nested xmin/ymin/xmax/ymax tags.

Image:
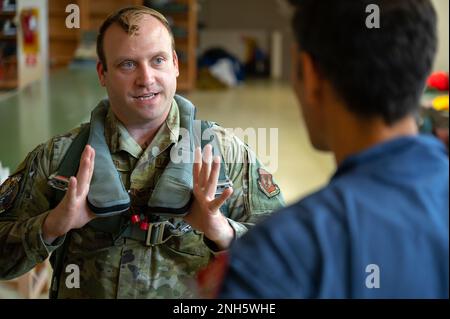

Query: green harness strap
<box><xmin>200</xmin><ymin>120</ymin><xmax>229</xmax><ymax>183</ymax></box>
<box><xmin>49</xmin><ymin>125</ymin><xmax>89</xmax><ymax>299</ymax></box>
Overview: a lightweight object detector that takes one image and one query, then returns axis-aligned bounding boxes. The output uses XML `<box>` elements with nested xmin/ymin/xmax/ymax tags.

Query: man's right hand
<box><xmin>42</xmin><ymin>145</ymin><xmax>96</xmax><ymax>243</ymax></box>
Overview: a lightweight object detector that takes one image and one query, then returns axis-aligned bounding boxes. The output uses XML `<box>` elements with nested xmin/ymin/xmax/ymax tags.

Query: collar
<box><xmin>104</xmin><ymin>99</ymin><xmax>180</xmax><ymax>159</ymax></box>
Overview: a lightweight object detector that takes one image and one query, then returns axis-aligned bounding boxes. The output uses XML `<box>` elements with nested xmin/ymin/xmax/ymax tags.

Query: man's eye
<box><xmin>120</xmin><ymin>61</ymin><xmax>136</xmax><ymax>69</ymax></box>
<box><xmin>154</xmin><ymin>57</ymin><xmax>165</xmax><ymax>65</ymax></box>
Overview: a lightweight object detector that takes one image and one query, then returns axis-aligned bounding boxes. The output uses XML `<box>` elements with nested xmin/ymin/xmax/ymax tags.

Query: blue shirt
<box><xmin>219</xmin><ymin>135</ymin><xmax>449</xmax><ymax>298</ymax></box>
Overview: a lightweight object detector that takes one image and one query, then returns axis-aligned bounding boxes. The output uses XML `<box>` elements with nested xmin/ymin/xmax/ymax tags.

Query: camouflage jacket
<box><xmin>0</xmin><ymin>99</ymin><xmax>285</xmax><ymax>298</ymax></box>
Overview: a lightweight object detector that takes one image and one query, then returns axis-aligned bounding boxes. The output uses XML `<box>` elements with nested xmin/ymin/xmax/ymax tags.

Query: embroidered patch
<box><xmin>0</xmin><ymin>174</ymin><xmax>21</xmax><ymax>213</ymax></box>
<box><xmin>257</xmin><ymin>168</ymin><xmax>280</xmax><ymax>198</ymax></box>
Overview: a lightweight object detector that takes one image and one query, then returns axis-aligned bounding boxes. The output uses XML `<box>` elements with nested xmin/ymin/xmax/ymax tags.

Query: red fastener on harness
<box><xmin>140</xmin><ymin>217</ymin><xmax>149</xmax><ymax>231</ymax></box>
<box><xmin>130</xmin><ymin>214</ymin><xmax>141</xmax><ymax>224</ymax></box>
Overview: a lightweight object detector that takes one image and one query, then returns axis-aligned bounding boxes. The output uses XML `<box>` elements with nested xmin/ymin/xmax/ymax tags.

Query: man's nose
<box><xmin>136</xmin><ymin>63</ymin><xmax>155</xmax><ymax>87</ymax></box>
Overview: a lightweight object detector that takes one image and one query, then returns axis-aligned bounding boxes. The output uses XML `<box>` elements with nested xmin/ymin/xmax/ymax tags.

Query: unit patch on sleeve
<box><xmin>257</xmin><ymin>168</ymin><xmax>280</xmax><ymax>198</ymax></box>
<box><xmin>0</xmin><ymin>175</ymin><xmax>21</xmax><ymax>213</ymax></box>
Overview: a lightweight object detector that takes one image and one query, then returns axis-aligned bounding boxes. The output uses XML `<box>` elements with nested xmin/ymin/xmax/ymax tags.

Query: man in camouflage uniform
<box><xmin>0</xmin><ymin>6</ymin><xmax>284</xmax><ymax>298</ymax></box>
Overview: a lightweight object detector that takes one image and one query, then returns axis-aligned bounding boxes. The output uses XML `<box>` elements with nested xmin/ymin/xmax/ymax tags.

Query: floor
<box><xmin>0</xmin><ymin>69</ymin><xmax>335</xmax><ymax>298</ymax></box>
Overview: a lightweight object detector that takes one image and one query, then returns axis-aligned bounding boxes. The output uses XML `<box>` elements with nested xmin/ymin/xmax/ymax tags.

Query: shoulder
<box><xmin>11</xmin><ymin>123</ymin><xmax>89</xmax><ymax>177</ymax></box>
<box><xmin>0</xmin><ymin>123</ymin><xmax>89</xmax><ymax>215</ymax></box>
<box><xmin>46</xmin><ymin>123</ymin><xmax>89</xmax><ymax>171</ymax></box>
<box><xmin>206</xmin><ymin>121</ymin><xmax>246</xmax><ymax>149</ymax></box>
<box><xmin>198</xmin><ymin>121</ymin><xmax>247</xmax><ymax>176</ymax></box>
<box><xmin>205</xmin><ymin>122</ymin><xmax>254</xmax><ymax>167</ymax></box>
<box><xmin>224</xmin><ymin>201</ymin><xmax>324</xmax><ymax>297</ymax></box>
<box><xmin>207</xmin><ymin>121</ymin><xmax>285</xmax><ymax>209</ymax></box>
<box><xmin>233</xmin><ymin>186</ymin><xmax>349</xmax><ymax>261</ymax></box>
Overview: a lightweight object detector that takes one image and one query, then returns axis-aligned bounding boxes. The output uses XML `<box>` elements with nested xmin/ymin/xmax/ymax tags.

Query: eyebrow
<box><xmin>112</xmin><ymin>51</ymin><xmax>171</xmax><ymax>65</ymax></box>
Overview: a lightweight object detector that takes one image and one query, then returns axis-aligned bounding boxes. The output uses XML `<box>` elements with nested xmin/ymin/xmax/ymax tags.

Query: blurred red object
<box><xmin>197</xmin><ymin>252</ymin><xmax>229</xmax><ymax>298</ymax></box>
<box><xmin>427</xmin><ymin>72</ymin><xmax>449</xmax><ymax>91</ymax></box>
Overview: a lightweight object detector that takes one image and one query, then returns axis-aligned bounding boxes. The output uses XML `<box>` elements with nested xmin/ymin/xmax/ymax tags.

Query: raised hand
<box><xmin>184</xmin><ymin>144</ymin><xmax>234</xmax><ymax>250</ymax></box>
<box><xmin>42</xmin><ymin>145</ymin><xmax>96</xmax><ymax>243</ymax></box>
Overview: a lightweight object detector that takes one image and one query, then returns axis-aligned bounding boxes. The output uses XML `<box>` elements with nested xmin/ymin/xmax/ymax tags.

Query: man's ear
<box><xmin>96</xmin><ymin>61</ymin><xmax>106</xmax><ymax>87</ymax></box>
<box><xmin>299</xmin><ymin>52</ymin><xmax>321</xmax><ymax>107</ymax></box>
<box><xmin>173</xmin><ymin>50</ymin><xmax>179</xmax><ymax>77</ymax></box>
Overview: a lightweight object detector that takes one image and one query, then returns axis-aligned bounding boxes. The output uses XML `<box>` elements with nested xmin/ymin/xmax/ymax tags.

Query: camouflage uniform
<box><xmin>0</xmin><ymin>99</ymin><xmax>285</xmax><ymax>298</ymax></box>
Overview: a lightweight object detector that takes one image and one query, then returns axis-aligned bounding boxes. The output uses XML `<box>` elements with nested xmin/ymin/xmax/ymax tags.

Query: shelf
<box><xmin>48</xmin><ymin>0</ymin><xmax>74</xmax><ymax>15</ymax></box>
<box><xmin>0</xmin><ymin>6</ymin><xmax>17</xmax><ymax>92</ymax></box>
<box><xmin>0</xmin><ymin>34</ymin><xmax>16</xmax><ymax>40</ymax></box>
<box><xmin>49</xmin><ymin>33</ymin><xmax>79</xmax><ymax>41</ymax></box>
<box><xmin>0</xmin><ymin>11</ymin><xmax>16</xmax><ymax>16</ymax></box>
<box><xmin>48</xmin><ymin>10</ymin><xmax>70</xmax><ymax>17</ymax></box>
<box><xmin>0</xmin><ymin>79</ymin><xmax>18</xmax><ymax>90</ymax></box>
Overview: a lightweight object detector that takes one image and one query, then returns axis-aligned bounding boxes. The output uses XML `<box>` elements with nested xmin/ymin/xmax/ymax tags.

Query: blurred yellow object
<box><xmin>432</xmin><ymin>95</ymin><xmax>449</xmax><ymax>111</ymax></box>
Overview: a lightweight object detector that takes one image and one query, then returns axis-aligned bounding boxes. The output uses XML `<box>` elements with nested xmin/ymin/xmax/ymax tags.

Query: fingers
<box><xmin>66</xmin><ymin>176</ymin><xmax>77</xmax><ymax>205</ymax></box>
<box><xmin>199</xmin><ymin>144</ymin><xmax>212</xmax><ymax>188</ymax></box>
<box><xmin>76</xmin><ymin>145</ymin><xmax>94</xmax><ymax>196</ymax></box>
<box><xmin>209</xmin><ymin>187</ymin><xmax>233</xmax><ymax>213</ymax></box>
<box><xmin>205</xmin><ymin>155</ymin><xmax>221</xmax><ymax>196</ymax></box>
<box><xmin>87</xmin><ymin>146</ymin><xmax>95</xmax><ymax>185</ymax></box>
<box><xmin>193</xmin><ymin>146</ymin><xmax>202</xmax><ymax>187</ymax></box>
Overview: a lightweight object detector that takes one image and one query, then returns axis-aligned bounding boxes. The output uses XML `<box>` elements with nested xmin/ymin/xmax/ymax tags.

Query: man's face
<box><xmin>97</xmin><ymin>15</ymin><xmax>179</xmax><ymax>128</ymax></box>
<box><xmin>291</xmin><ymin>46</ymin><xmax>328</xmax><ymax>151</ymax></box>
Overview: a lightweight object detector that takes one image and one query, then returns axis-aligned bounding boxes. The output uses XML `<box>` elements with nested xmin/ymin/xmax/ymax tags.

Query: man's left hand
<box><xmin>184</xmin><ymin>144</ymin><xmax>234</xmax><ymax>250</ymax></box>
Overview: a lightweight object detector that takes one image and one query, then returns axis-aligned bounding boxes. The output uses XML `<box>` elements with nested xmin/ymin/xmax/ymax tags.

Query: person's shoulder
<box><xmin>10</xmin><ymin>123</ymin><xmax>89</xmax><ymax>176</ymax></box>
<box><xmin>414</xmin><ymin>134</ymin><xmax>448</xmax><ymax>166</ymax></box>
<box><xmin>291</xmin><ymin>184</ymin><xmax>344</xmax><ymax>216</ymax></box>
<box><xmin>241</xmin><ymin>184</ymin><xmax>347</xmax><ymax>242</ymax></box>
<box><xmin>228</xmin><ymin>198</ymin><xmax>329</xmax><ymax>285</ymax></box>
<box><xmin>206</xmin><ymin>121</ymin><xmax>238</xmax><ymax>144</ymax></box>
<box><xmin>45</xmin><ymin>122</ymin><xmax>88</xmax><ymax>153</ymax></box>
<box><xmin>50</xmin><ymin>123</ymin><xmax>89</xmax><ymax>145</ymax></box>
<box><xmin>204</xmin><ymin>121</ymin><xmax>250</xmax><ymax>162</ymax></box>
<box><xmin>41</xmin><ymin>123</ymin><xmax>90</xmax><ymax>172</ymax></box>
<box><xmin>268</xmin><ymin>192</ymin><xmax>332</xmax><ymax>222</ymax></box>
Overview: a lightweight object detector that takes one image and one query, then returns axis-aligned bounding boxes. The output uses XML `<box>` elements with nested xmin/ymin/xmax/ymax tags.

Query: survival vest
<box><xmin>48</xmin><ymin>95</ymin><xmax>231</xmax><ymax>298</ymax></box>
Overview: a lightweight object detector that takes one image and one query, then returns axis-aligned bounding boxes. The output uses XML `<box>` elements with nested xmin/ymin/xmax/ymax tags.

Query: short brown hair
<box><xmin>96</xmin><ymin>5</ymin><xmax>175</xmax><ymax>71</ymax></box>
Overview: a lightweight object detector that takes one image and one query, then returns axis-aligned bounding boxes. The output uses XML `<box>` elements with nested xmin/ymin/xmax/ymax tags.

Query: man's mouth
<box><xmin>133</xmin><ymin>92</ymin><xmax>160</xmax><ymax>101</ymax></box>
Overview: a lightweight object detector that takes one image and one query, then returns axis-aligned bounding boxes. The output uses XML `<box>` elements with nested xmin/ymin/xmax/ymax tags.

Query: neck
<box><xmin>112</xmin><ymin>105</ymin><xmax>172</xmax><ymax>149</ymax></box>
<box><xmin>126</xmin><ymin>123</ymin><xmax>163</xmax><ymax>149</ymax></box>
<box><xmin>330</xmin><ymin>112</ymin><xmax>418</xmax><ymax>165</ymax></box>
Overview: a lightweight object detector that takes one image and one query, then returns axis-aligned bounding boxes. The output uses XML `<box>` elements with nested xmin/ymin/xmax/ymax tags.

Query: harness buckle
<box><xmin>145</xmin><ymin>221</ymin><xmax>168</xmax><ymax>246</ymax></box>
<box><xmin>144</xmin><ymin>220</ymin><xmax>193</xmax><ymax>246</ymax></box>
<box><xmin>48</xmin><ymin>173</ymin><xmax>69</xmax><ymax>191</ymax></box>
<box><xmin>215</xmin><ymin>179</ymin><xmax>233</xmax><ymax>196</ymax></box>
